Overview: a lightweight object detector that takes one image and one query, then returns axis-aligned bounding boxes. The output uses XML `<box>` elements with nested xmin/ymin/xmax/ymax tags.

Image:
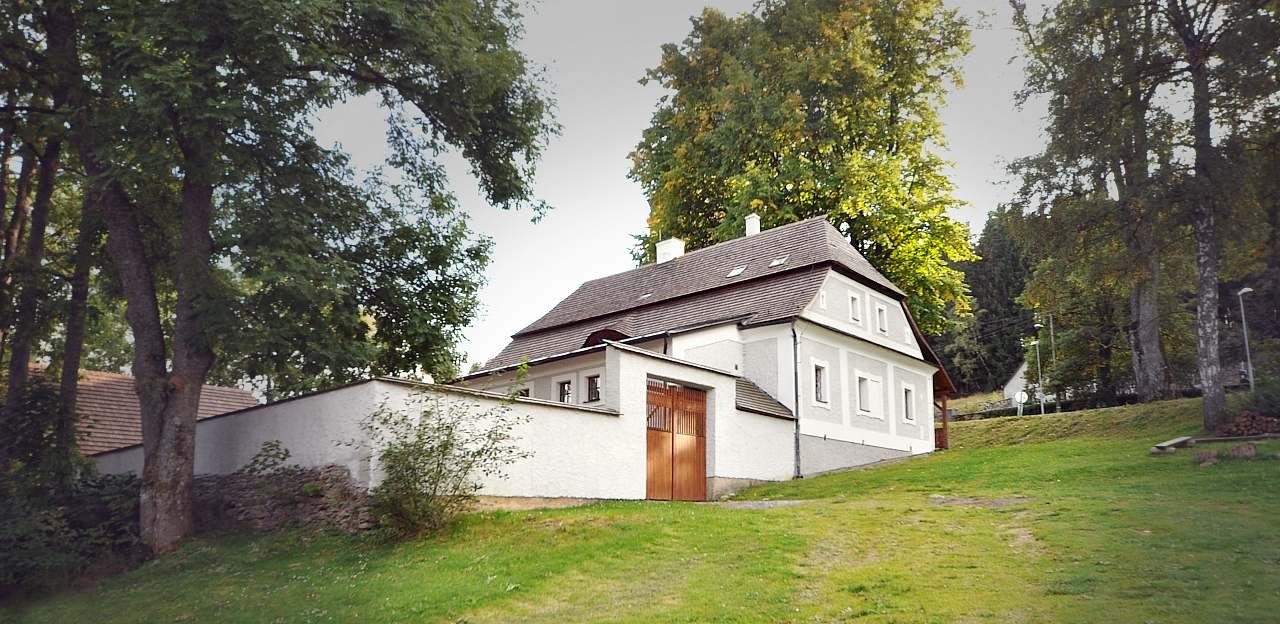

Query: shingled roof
<box><xmin>483</xmin><ymin>218</ymin><xmax>905</xmax><ymax>371</ymax></box>
<box><xmin>515</xmin><ymin>217</ymin><xmax>902</xmax><ymax>338</ymax></box>
<box><xmin>67</xmin><ymin>369</ymin><xmax>259</xmax><ymax>455</ymax></box>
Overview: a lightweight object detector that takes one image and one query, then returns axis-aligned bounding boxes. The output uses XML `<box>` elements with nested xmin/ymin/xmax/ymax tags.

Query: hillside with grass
<box><xmin>6</xmin><ymin>397</ymin><xmax>1279</xmax><ymax>623</ymax></box>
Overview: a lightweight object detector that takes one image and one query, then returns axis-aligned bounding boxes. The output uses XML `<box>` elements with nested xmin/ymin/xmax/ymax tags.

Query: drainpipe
<box><xmin>791</xmin><ymin>321</ymin><xmax>802</xmax><ymax>479</ymax></box>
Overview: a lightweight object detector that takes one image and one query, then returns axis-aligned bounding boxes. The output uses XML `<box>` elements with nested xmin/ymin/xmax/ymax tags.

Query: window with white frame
<box><xmin>813</xmin><ymin>362</ymin><xmax>829</xmax><ymax>404</ymax></box>
<box><xmin>556</xmin><ymin>380</ymin><xmax>572</xmax><ymax>403</ymax></box>
<box><xmin>875</xmin><ymin>303</ymin><xmax>888</xmax><ymax>334</ymax></box>
<box><xmin>856</xmin><ymin>372</ymin><xmax>883</xmax><ymax>417</ymax></box>
<box><xmin>849</xmin><ymin>292</ymin><xmax>862</xmax><ymax>323</ymax></box>
<box><xmin>586</xmin><ymin>375</ymin><xmax>601</xmax><ymax>403</ymax></box>
<box><xmin>903</xmin><ymin>384</ymin><xmax>915</xmax><ymax>421</ymax></box>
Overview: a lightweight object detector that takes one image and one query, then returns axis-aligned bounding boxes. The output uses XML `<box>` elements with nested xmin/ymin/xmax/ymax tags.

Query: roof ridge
<box><xmin>576</xmin><ymin>216</ymin><xmax>827</xmax><ymax>287</ymax></box>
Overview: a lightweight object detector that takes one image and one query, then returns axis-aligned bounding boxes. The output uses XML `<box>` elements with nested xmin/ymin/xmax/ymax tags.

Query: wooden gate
<box><xmin>646</xmin><ymin>379</ymin><xmax>707</xmax><ymax>501</ymax></box>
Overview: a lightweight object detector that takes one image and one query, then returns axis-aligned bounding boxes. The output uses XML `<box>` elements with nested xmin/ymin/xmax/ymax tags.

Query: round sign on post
<box><xmin>1014</xmin><ymin>390</ymin><xmax>1029</xmax><ymax>404</ymax></box>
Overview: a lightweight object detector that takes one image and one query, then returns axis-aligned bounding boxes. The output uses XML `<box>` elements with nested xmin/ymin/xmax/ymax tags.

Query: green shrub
<box><xmin>237</xmin><ymin>439</ymin><xmax>292</xmax><ymax>476</ymax></box>
<box><xmin>1241</xmin><ymin>379</ymin><xmax>1280</xmax><ymax>417</ymax></box>
<box><xmin>0</xmin><ymin>473</ymin><xmax>141</xmax><ymax>597</ymax></box>
<box><xmin>358</xmin><ymin>393</ymin><xmax>528</xmax><ymax>537</ymax></box>
<box><xmin>300</xmin><ymin>482</ymin><xmax>323</xmax><ymax>498</ymax></box>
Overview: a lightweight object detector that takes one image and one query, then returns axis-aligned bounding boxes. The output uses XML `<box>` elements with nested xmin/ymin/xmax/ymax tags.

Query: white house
<box><xmin>94</xmin><ymin>216</ymin><xmax>954</xmax><ymax>502</ymax></box>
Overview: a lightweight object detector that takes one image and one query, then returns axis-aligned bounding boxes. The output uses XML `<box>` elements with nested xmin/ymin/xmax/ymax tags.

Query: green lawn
<box><xmin>7</xmin><ymin>398</ymin><xmax>1280</xmax><ymax>622</ymax></box>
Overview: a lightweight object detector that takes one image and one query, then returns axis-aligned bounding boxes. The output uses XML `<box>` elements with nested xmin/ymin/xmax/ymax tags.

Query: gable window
<box><xmin>557</xmin><ymin>380</ymin><xmax>572</xmax><ymax>403</ymax></box>
<box><xmin>586</xmin><ymin>375</ymin><xmax>601</xmax><ymax>403</ymax></box>
<box><xmin>857</xmin><ymin>376</ymin><xmax>871</xmax><ymax>412</ymax></box>
<box><xmin>813</xmin><ymin>363</ymin><xmax>828</xmax><ymax>404</ymax></box>
<box><xmin>849</xmin><ymin>293</ymin><xmax>862</xmax><ymax>323</ymax></box>
<box><xmin>875</xmin><ymin>303</ymin><xmax>888</xmax><ymax>334</ymax></box>
<box><xmin>818</xmin><ymin>290</ymin><xmax>828</xmax><ymax>309</ymax></box>
<box><xmin>903</xmin><ymin>385</ymin><xmax>915</xmax><ymax>421</ymax></box>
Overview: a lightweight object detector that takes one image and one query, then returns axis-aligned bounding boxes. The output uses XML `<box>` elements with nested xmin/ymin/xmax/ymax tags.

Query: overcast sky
<box><xmin>315</xmin><ymin>0</ymin><xmax>1048</xmax><ymax>371</ymax></box>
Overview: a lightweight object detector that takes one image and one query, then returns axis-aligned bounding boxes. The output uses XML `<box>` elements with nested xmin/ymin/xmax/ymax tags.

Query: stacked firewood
<box><xmin>1218</xmin><ymin>411</ymin><xmax>1280</xmax><ymax>436</ymax></box>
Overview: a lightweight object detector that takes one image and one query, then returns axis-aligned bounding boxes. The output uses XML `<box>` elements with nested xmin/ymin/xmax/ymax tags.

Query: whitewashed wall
<box><xmin>714</xmin><ymin>409</ymin><xmax>794</xmax><ymax>482</ymax></box>
<box><xmin>94</xmin><ymin>379</ymin><xmax>641</xmax><ymax>500</ymax></box>
<box><xmin>803</xmin><ymin>271</ymin><xmax>924</xmax><ymax>360</ymax></box>
<box><xmin>794</xmin><ymin>319</ymin><xmax>937</xmax><ymax>455</ymax></box>
<box><xmin>92</xmin><ymin>381</ymin><xmax>382</xmax><ymax>483</ymax></box>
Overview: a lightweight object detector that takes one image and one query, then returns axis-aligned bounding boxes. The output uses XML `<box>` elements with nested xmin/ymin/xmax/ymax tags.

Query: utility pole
<box><xmin>1048</xmin><ymin>313</ymin><xmax>1059</xmax><ymax>411</ymax></box>
<box><xmin>1238</xmin><ymin>287</ymin><xmax>1255</xmax><ymax>392</ymax></box>
<box><xmin>1031</xmin><ymin>339</ymin><xmax>1045</xmax><ymax>415</ymax></box>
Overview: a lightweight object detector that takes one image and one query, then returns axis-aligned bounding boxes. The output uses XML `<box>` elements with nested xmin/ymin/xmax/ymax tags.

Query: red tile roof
<box><xmin>65</xmin><ymin>369</ymin><xmax>259</xmax><ymax>456</ymax></box>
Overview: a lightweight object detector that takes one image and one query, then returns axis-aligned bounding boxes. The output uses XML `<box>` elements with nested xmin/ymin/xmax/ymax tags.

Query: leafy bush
<box><xmin>1241</xmin><ymin>379</ymin><xmax>1280</xmax><ymax>418</ymax></box>
<box><xmin>0</xmin><ymin>473</ymin><xmax>141</xmax><ymax>596</ymax></box>
<box><xmin>238</xmin><ymin>439</ymin><xmax>292</xmax><ymax>476</ymax></box>
<box><xmin>359</xmin><ymin>393</ymin><xmax>528</xmax><ymax>537</ymax></box>
<box><xmin>0</xmin><ymin>375</ymin><xmax>88</xmax><ymax>498</ymax></box>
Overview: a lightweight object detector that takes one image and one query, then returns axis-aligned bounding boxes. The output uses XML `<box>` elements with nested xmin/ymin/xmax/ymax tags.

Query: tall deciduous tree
<box><xmin>629</xmin><ymin>0</ymin><xmax>976</xmax><ymax>334</ymax></box>
<box><xmin>1011</xmin><ymin>0</ymin><xmax>1182</xmax><ymax>403</ymax></box>
<box><xmin>6</xmin><ymin>0</ymin><xmax>554</xmax><ymax>552</ymax></box>
<box><xmin>1159</xmin><ymin>0</ymin><xmax>1277</xmax><ymax>429</ymax></box>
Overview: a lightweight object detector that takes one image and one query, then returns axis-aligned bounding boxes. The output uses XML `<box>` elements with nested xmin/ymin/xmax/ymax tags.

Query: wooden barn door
<box><xmin>646</xmin><ymin>380</ymin><xmax>707</xmax><ymax>501</ymax></box>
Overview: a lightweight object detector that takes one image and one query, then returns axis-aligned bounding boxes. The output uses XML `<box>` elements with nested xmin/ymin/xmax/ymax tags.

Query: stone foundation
<box><xmin>192</xmin><ymin>465</ymin><xmax>374</xmax><ymax>534</ymax></box>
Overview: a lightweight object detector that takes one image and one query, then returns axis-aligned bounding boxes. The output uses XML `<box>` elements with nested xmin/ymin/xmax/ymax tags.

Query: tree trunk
<box><xmin>3</xmin><ymin>137</ymin><xmax>62</xmax><ymax>414</ymax></box>
<box><xmin>41</xmin><ymin>0</ymin><xmax>199</xmax><ymax>553</ymax></box>
<box><xmin>1128</xmin><ymin>236</ymin><xmax>1169</xmax><ymax>401</ymax></box>
<box><xmin>57</xmin><ymin>190</ymin><xmax>102</xmax><ymax>458</ymax></box>
<box><xmin>0</xmin><ymin>147</ymin><xmax>34</xmax><ymax>364</ymax></box>
<box><xmin>3</xmin><ymin>147</ymin><xmax>34</xmax><ymax>277</ymax></box>
<box><xmin>138</xmin><ymin>121</ymin><xmax>219</xmax><ymax>552</ymax></box>
<box><xmin>1187</xmin><ymin>61</ymin><xmax>1224</xmax><ymax>430</ymax></box>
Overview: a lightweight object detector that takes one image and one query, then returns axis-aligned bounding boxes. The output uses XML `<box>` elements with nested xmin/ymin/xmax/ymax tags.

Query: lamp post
<box><xmin>1030</xmin><ymin>339</ymin><xmax>1045</xmax><ymax>415</ymax></box>
<box><xmin>1238</xmin><ymin>287</ymin><xmax>1255</xmax><ymax>392</ymax></box>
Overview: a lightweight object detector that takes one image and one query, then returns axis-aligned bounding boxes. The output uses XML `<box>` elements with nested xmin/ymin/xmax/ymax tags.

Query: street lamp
<box><xmin>1238</xmin><ymin>287</ymin><xmax>1255</xmax><ymax>392</ymax></box>
<box><xmin>1030</xmin><ymin>339</ymin><xmax>1046</xmax><ymax>415</ymax></box>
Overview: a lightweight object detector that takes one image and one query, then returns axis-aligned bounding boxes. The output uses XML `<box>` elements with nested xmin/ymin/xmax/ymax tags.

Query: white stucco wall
<box><xmin>803</xmin><ymin>271</ymin><xmax>924</xmax><ymax>360</ymax></box>
<box><xmin>92</xmin><ymin>381</ymin><xmax>383</xmax><ymax>483</ymax></box>
<box><xmin>714</xmin><ymin>409</ymin><xmax>794</xmax><ymax>482</ymax></box>
<box><xmin>93</xmin><ymin>378</ymin><xmax>644</xmax><ymax>500</ymax></box>
<box><xmin>464</xmin><ymin>351</ymin><xmax>608</xmax><ymax>407</ymax></box>
<box><xmin>794</xmin><ymin>319</ymin><xmax>937</xmax><ymax>455</ymax></box>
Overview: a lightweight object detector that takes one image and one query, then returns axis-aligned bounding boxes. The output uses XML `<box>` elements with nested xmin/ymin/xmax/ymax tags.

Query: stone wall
<box><xmin>192</xmin><ymin>465</ymin><xmax>374</xmax><ymax>534</ymax></box>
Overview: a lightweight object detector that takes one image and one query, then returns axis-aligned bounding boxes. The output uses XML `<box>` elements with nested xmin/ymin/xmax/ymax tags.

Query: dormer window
<box><xmin>637</xmin><ymin>292</ymin><xmax>653</xmax><ymax>301</ymax></box>
<box><xmin>726</xmin><ymin>265</ymin><xmax>747</xmax><ymax>278</ymax></box>
<box><xmin>769</xmin><ymin>255</ymin><xmax>789</xmax><ymax>267</ymax></box>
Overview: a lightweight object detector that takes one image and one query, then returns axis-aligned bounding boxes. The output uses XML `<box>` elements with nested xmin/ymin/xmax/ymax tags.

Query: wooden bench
<box><xmin>1149</xmin><ymin>436</ymin><xmax>1194</xmax><ymax>454</ymax></box>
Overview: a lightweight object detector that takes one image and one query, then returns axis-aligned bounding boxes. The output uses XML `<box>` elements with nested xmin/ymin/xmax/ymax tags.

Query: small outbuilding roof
<box><xmin>735</xmin><ymin>378</ymin><xmax>794</xmax><ymax>420</ymax></box>
<box><xmin>65</xmin><ymin>369</ymin><xmax>259</xmax><ymax>455</ymax></box>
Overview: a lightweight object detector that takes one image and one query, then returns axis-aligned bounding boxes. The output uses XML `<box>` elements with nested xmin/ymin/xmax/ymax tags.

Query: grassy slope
<box><xmin>8</xmin><ymin>398</ymin><xmax>1280</xmax><ymax>623</ymax></box>
<box><xmin>947</xmin><ymin>390</ymin><xmax>1005</xmax><ymax>415</ymax></box>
